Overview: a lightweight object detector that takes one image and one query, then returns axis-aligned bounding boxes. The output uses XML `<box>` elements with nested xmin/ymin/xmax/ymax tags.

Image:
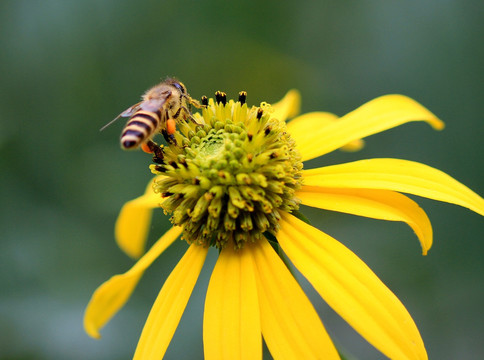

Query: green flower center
<box><xmin>150</xmin><ymin>92</ymin><xmax>303</xmax><ymax>249</ymax></box>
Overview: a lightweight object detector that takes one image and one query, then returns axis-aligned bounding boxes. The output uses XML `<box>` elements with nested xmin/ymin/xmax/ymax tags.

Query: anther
<box><xmin>179</xmin><ymin>157</ymin><xmax>188</xmax><ymax>168</ymax></box>
<box><xmin>215</xmin><ymin>91</ymin><xmax>227</xmax><ymax>105</ymax></box>
<box><xmin>238</xmin><ymin>91</ymin><xmax>247</xmax><ymax>105</ymax></box>
<box><xmin>153</xmin><ymin>156</ymin><xmax>165</xmax><ymax>165</ymax></box>
<box><xmin>257</xmin><ymin>108</ymin><xmax>263</xmax><ymax>120</ymax></box>
<box><xmin>264</xmin><ymin>126</ymin><xmax>272</xmax><ymax>136</ymax></box>
<box><xmin>201</xmin><ymin>96</ymin><xmax>208</xmax><ymax>106</ymax></box>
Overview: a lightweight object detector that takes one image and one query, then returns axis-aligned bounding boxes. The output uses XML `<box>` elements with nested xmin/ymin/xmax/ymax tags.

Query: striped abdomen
<box><xmin>120</xmin><ymin>110</ymin><xmax>161</xmax><ymax>149</ymax></box>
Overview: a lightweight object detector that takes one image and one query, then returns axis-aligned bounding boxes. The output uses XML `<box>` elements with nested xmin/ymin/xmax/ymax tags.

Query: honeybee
<box><xmin>102</xmin><ymin>78</ymin><xmax>203</xmax><ymax>151</ymax></box>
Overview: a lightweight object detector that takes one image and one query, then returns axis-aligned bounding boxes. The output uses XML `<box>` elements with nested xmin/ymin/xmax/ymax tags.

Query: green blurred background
<box><xmin>1</xmin><ymin>1</ymin><xmax>483</xmax><ymax>359</ymax></box>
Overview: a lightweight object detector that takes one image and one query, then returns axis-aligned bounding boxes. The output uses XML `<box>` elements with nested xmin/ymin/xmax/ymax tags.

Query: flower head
<box><xmin>152</xmin><ymin>91</ymin><xmax>302</xmax><ymax>249</ymax></box>
<box><xmin>85</xmin><ymin>88</ymin><xmax>484</xmax><ymax>360</ymax></box>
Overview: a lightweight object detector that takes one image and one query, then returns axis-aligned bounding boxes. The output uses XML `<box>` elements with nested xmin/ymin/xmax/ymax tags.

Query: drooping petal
<box><xmin>203</xmin><ymin>244</ymin><xmax>261</xmax><ymax>360</ymax></box>
<box><xmin>278</xmin><ymin>213</ymin><xmax>427</xmax><ymax>360</ymax></box>
<box><xmin>133</xmin><ymin>243</ymin><xmax>208</xmax><ymax>360</ymax></box>
<box><xmin>297</xmin><ymin>186</ymin><xmax>433</xmax><ymax>254</ymax></box>
<box><xmin>287</xmin><ymin>112</ymin><xmax>364</xmax><ymax>152</ymax></box>
<box><xmin>271</xmin><ymin>89</ymin><xmax>301</xmax><ymax>122</ymax></box>
<box><xmin>250</xmin><ymin>239</ymin><xmax>340</xmax><ymax>359</ymax></box>
<box><xmin>296</xmin><ymin>95</ymin><xmax>444</xmax><ymax>161</ymax></box>
<box><xmin>84</xmin><ymin>226</ymin><xmax>182</xmax><ymax>339</ymax></box>
<box><xmin>115</xmin><ymin>177</ymin><xmax>163</xmax><ymax>258</ymax></box>
<box><xmin>303</xmin><ymin>158</ymin><xmax>484</xmax><ymax>216</ymax></box>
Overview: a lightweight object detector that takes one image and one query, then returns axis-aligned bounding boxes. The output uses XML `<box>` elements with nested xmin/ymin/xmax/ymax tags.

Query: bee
<box><xmin>102</xmin><ymin>78</ymin><xmax>203</xmax><ymax>152</ymax></box>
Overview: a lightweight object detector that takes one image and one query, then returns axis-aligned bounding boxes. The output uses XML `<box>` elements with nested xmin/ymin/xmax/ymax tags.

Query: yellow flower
<box><xmin>84</xmin><ymin>89</ymin><xmax>484</xmax><ymax>360</ymax></box>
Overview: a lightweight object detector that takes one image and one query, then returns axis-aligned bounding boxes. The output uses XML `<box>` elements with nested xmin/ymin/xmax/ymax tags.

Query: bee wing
<box><xmin>140</xmin><ymin>91</ymin><xmax>171</xmax><ymax>112</ymax></box>
<box><xmin>99</xmin><ymin>102</ymin><xmax>143</xmax><ymax>131</ymax></box>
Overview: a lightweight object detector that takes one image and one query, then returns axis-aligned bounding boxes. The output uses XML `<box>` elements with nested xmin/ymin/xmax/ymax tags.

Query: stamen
<box><xmin>257</xmin><ymin>108</ymin><xmax>263</xmax><ymax>120</ymax></box>
<box><xmin>215</xmin><ymin>91</ymin><xmax>227</xmax><ymax>105</ymax></box>
<box><xmin>238</xmin><ymin>91</ymin><xmax>247</xmax><ymax>105</ymax></box>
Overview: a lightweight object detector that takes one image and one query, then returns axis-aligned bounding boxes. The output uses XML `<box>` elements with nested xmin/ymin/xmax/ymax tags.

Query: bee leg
<box><xmin>189</xmin><ymin>115</ymin><xmax>202</xmax><ymax>126</ymax></box>
<box><xmin>153</xmin><ymin>148</ymin><xmax>166</xmax><ymax>164</ymax></box>
<box><xmin>144</xmin><ymin>140</ymin><xmax>165</xmax><ymax>164</ymax></box>
<box><xmin>181</xmin><ymin>93</ymin><xmax>205</xmax><ymax>110</ymax></box>
<box><xmin>162</xmin><ymin>129</ymin><xmax>177</xmax><ymax>146</ymax></box>
<box><xmin>181</xmin><ymin>105</ymin><xmax>203</xmax><ymax>126</ymax></box>
<box><xmin>188</xmin><ymin>97</ymin><xmax>205</xmax><ymax>109</ymax></box>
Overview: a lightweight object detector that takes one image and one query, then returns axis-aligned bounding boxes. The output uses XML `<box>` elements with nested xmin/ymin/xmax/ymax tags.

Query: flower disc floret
<box><xmin>150</xmin><ymin>94</ymin><xmax>303</xmax><ymax>248</ymax></box>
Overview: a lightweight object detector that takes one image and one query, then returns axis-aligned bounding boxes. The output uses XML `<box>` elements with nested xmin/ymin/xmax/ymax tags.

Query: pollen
<box><xmin>150</xmin><ymin>94</ymin><xmax>303</xmax><ymax>249</ymax></box>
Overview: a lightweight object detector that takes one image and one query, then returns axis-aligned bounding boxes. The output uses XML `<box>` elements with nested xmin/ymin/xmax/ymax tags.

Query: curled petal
<box><xmin>84</xmin><ymin>226</ymin><xmax>182</xmax><ymax>339</ymax></box>
<box><xmin>297</xmin><ymin>95</ymin><xmax>444</xmax><ymax>161</ymax></box>
<box><xmin>287</xmin><ymin>112</ymin><xmax>365</xmax><ymax>153</ymax></box>
<box><xmin>297</xmin><ymin>186</ymin><xmax>433</xmax><ymax>254</ymax></box>
<box><xmin>271</xmin><ymin>89</ymin><xmax>301</xmax><ymax>122</ymax></box>
<box><xmin>115</xmin><ymin>177</ymin><xmax>164</xmax><ymax>258</ymax></box>
<box><xmin>278</xmin><ymin>213</ymin><xmax>427</xmax><ymax>360</ymax></box>
<box><xmin>339</xmin><ymin>138</ymin><xmax>365</xmax><ymax>152</ymax></box>
<box><xmin>251</xmin><ymin>239</ymin><xmax>339</xmax><ymax>359</ymax></box>
<box><xmin>134</xmin><ymin>243</ymin><xmax>208</xmax><ymax>360</ymax></box>
<box><xmin>204</xmin><ymin>244</ymin><xmax>261</xmax><ymax>360</ymax></box>
<box><xmin>303</xmin><ymin>158</ymin><xmax>484</xmax><ymax>216</ymax></box>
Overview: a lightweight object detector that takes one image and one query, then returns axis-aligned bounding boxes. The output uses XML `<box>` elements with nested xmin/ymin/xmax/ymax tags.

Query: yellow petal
<box><xmin>115</xmin><ymin>178</ymin><xmax>163</xmax><ymax>258</ymax></box>
<box><xmin>297</xmin><ymin>95</ymin><xmax>444</xmax><ymax>161</ymax></box>
<box><xmin>271</xmin><ymin>89</ymin><xmax>301</xmax><ymax>122</ymax></box>
<box><xmin>339</xmin><ymin>138</ymin><xmax>365</xmax><ymax>152</ymax></box>
<box><xmin>133</xmin><ymin>243</ymin><xmax>208</xmax><ymax>360</ymax></box>
<box><xmin>204</xmin><ymin>244</ymin><xmax>261</xmax><ymax>360</ymax></box>
<box><xmin>303</xmin><ymin>158</ymin><xmax>484</xmax><ymax>216</ymax></box>
<box><xmin>287</xmin><ymin>111</ymin><xmax>338</xmax><ymax>143</ymax></box>
<box><xmin>297</xmin><ymin>186</ymin><xmax>433</xmax><ymax>254</ymax></box>
<box><xmin>278</xmin><ymin>213</ymin><xmax>427</xmax><ymax>360</ymax></box>
<box><xmin>287</xmin><ymin>112</ymin><xmax>365</xmax><ymax>153</ymax></box>
<box><xmin>250</xmin><ymin>239</ymin><xmax>340</xmax><ymax>359</ymax></box>
<box><xmin>84</xmin><ymin>226</ymin><xmax>182</xmax><ymax>339</ymax></box>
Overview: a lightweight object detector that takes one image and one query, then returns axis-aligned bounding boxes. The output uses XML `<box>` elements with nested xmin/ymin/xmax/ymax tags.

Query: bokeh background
<box><xmin>1</xmin><ymin>1</ymin><xmax>483</xmax><ymax>359</ymax></box>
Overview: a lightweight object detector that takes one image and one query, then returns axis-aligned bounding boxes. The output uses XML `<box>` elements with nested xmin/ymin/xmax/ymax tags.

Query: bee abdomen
<box><xmin>121</xmin><ymin>111</ymin><xmax>160</xmax><ymax>149</ymax></box>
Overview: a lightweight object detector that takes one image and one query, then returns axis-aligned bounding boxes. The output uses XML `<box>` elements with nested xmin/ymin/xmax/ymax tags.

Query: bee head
<box><xmin>166</xmin><ymin>78</ymin><xmax>186</xmax><ymax>94</ymax></box>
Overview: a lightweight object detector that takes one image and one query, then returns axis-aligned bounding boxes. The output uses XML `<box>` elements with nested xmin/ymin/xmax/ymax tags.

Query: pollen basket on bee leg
<box><xmin>141</xmin><ymin>143</ymin><xmax>154</xmax><ymax>153</ymax></box>
<box><xmin>166</xmin><ymin>119</ymin><xmax>177</xmax><ymax>135</ymax></box>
